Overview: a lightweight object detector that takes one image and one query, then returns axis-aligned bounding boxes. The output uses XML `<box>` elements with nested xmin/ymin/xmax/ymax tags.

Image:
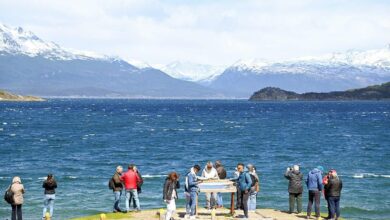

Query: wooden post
<box><xmin>230</xmin><ymin>192</ymin><xmax>235</xmax><ymax>215</ymax></box>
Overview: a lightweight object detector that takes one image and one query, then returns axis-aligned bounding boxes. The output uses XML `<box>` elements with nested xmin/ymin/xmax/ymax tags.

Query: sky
<box><xmin>0</xmin><ymin>0</ymin><xmax>390</xmax><ymax>66</ymax></box>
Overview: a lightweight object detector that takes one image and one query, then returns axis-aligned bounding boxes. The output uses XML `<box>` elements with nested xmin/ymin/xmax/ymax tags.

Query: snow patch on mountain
<box><xmin>0</xmin><ymin>23</ymin><xmax>109</xmax><ymax>60</ymax></box>
<box><xmin>160</xmin><ymin>61</ymin><xmax>226</xmax><ymax>82</ymax></box>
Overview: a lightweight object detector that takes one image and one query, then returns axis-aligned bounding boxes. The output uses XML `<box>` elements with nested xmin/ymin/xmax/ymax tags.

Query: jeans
<box><xmin>165</xmin><ymin>199</ymin><xmax>176</xmax><ymax>220</ymax></box>
<box><xmin>307</xmin><ymin>190</ymin><xmax>321</xmax><ymax>217</ymax></box>
<box><xmin>328</xmin><ymin>196</ymin><xmax>341</xmax><ymax>219</ymax></box>
<box><xmin>205</xmin><ymin>192</ymin><xmax>217</xmax><ymax>208</ymax></box>
<box><xmin>289</xmin><ymin>193</ymin><xmax>302</xmax><ymax>213</ymax></box>
<box><xmin>11</xmin><ymin>204</ymin><xmax>22</xmax><ymax>220</ymax></box>
<box><xmin>217</xmin><ymin>192</ymin><xmax>223</xmax><ymax>206</ymax></box>
<box><xmin>248</xmin><ymin>191</ymin><xmax>257</xmax><ymax>211</ymax></box>
<box><xmin>185</xmin><ymin>191</ymin><xmax>197</xmax><ymax>216</ymax></box>
<box><xmin>241</xmin><ymin>190</ymin><xmax>250</xmax><ymax>218</ymax></box>
<box><xmin>113</xmin><ymin>191</ymin><xmax>122</xmax><ymax>211</ymax></box>
<box><xmin>42</xmin><ymin>194</ymin><xmax>55</xmax><ymax>218</ymax></box>
<box><xmin>126</xmin><ymin>189</ymin><xmax>140</xmax><ymax>211</ymax></box>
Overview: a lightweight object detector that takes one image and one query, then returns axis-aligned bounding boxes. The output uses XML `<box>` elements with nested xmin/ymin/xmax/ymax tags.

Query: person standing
<box><xmin>237</xmin><ymin>163</ymin><xmax>252</xmax><ymax>219</ymax></box>
<box><xmin>215</xmin><ymin>160</ymin><xmax>227</xmax><ymax>208</ymax></box>
<box><xmin>247</xmin><ymin>164</ymin><xmax>259</xmax><ymax>212</ymax></box>
<box><xmin>323</xmin><ymin>170</ymin><xmax>332</xmax><ymax>219</ymax></box>
<box><xmin>163</xmin><ymin>172</ymin><xmax>180</xmax><ymax>220</ymax></box>
<box><xmin>111</xmin><ymin>166</ymin><xmax>123</xmax><ymax>212</ymax></box>
<box><xmin>121</xmin><ymin>164</ymin><xmax>141</xmax><ymax>212</ymax></box>
<box><xmin>233</xmin><ymin>168</ymin><xmax>242</xmax><ymax>210</ymax></box>
<box><xmin>184</xmin><ymin>164</ymin><xmax>201</xmax><ymax>220</ymax></box>
<box><xmin>42</xmin><ymin>174</ymin><xmax>57</xmax><ymax>219</ymax></box>
<box><xmin>324</xmin><ymin>170</ymin><xmax>343</xmax><ymax>220</ymax></box>
<box><xmin>10</xmin><ymin>176</ymin><xmax>24</xmax><ymax>220</ymax></box>
<box><xmin>284</xmin><ymin>165</ymin><xmax>303</xmax><ymax>214</ymax></box>
<box><xmin>201</xmin><ymin>161</ymin><xmax>219</xmax><ymax>209</ymax></box>
<box><xmin>306</xmin><ymin>166</ymin><xmax>324</xmax><ymax>220</ymax></box>
<box><xmin>131</xmin><ymin>166</ymin><xmax>143</xmax><ymax>209</ymax></box>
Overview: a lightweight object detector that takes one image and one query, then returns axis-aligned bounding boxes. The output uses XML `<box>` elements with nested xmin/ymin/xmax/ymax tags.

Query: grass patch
<box><xmin>300</xmin><ymin>212</ymin><xmax>345</xmax><ymax>219</ymax></box>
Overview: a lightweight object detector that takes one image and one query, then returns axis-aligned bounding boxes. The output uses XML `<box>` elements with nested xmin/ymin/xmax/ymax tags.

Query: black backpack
<box><xmin>4</xmin><ymin>186</ymin><xmax>14</xmax><ymax>204</ymax></box>
<box><xmin>108</xmin><ymin>178</ymin><xmax>115</xmax><ymax>190</ymax></box>
<box><xmin>249</xmin><ymin>174</ymin><xmax>258</xmax><ymax>187</ymax></box>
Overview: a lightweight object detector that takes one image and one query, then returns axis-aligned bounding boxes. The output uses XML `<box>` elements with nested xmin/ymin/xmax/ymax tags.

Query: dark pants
<box><xmin>240</xmin><ymin>190</ymin><xmax>249</xmax><ymax>218</ymax></box>
<box><xmin>328</xmin><ymin>196</ymin><xmax>341</xmax><ymax>219</ymax></box>
<box><xmin>11</xmin><ymin>204</ymin><xmax>22</xmax><ymax>220</ymax></box>
<box><xmin>289</xmin><ymin>193</ymin><xmax>302</xmax><ymax>213</ymax></box>
<box><xmin>307</xmin><ymin>190</ymin><xmax>320</xmax><ymax>217</ymax></box>
<box><xmin>236</xmin><ymin>186</ymin><xmax>242</xmax><ymax>209</ymax></box>
<box><xmin>325</xmin><ymin>196</ymin><xmax>331</xmax><ymax>218</ymax></box>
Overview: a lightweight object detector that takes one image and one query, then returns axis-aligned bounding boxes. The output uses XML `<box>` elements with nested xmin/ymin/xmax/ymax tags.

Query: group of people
<box><xmin>108</xmin><ymin>164</ymin><xmax>144</xmax><ymax>213</ymax></box>
<box><xmin>160</xmin><ymin>161</ymin><xmax>260</xmax><ymax>220</ymax></box>
<box><xmin>4</xmin><ymin>174</ymin><xmax>57</xmax><ymax>220</ymax></box>
<box><xmin>284</xmin><ymin>165</ymin><xmax>343</xmax><ymax>220</ymax></box>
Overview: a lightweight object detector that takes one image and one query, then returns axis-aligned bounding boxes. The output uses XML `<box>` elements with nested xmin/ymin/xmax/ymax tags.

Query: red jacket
<box><xmin>121</xmin><ymin>169</ymin><xmax>140</xmax><ymax>190</ymax></box>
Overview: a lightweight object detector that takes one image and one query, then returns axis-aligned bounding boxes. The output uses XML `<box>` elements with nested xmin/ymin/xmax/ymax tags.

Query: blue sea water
<box><xmin>0</xmin><ymin>99</ymin><xmax>389</xmax><ymax>220</ymax></box>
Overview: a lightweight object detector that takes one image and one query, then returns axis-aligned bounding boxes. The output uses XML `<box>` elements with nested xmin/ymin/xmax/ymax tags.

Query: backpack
<box><xmin>4</xmin><ymin>186</ymin><xmax>14</xmax><ymax>204</ymax></box>
<box><xmin>249</xmin><ymin>173</ymin><xmax>258</xmax><ymax>187</ymax></box>
<box><xmin>108</xmin><ymin>178</ymin><xmax>115</xmax><ymax>190</ymax></box>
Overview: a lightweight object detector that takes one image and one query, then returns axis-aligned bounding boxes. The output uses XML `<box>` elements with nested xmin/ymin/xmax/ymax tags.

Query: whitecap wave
<box><xmin>352</xmin><ymin>173</ymin><xmax>390</xmax><ymax>178</ymax></box>
<box><xmin>142</xmin><ymin>174</ymin><xmax>165</xmax><ymax>178</ymax></box>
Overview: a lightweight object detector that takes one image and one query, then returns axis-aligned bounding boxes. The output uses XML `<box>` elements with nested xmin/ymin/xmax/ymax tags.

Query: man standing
<box><xmin>237</xmin><ymin>163</ymin><xmax>252</xmax><ymax>219</ymax></box>
<box><xmin>306</xmin><ymin>166</ymin><xmax>324</xmax><ymax>220</ymax></box>
<box><xmin>201</xmin><ymin>161</ymin><xmax>219</xmax><ymax>209</ymax></box>
<box><xmin>284</xmin><ymin>165</ymin><xmax>303</xmax><ymax>214</ymax></box>
<box><xmin>185</xmin><ymin>164</ymin><xmax>201</xmax><ymax>220</ymax></box>
<box><xmin>121</xmin><ymin>164</ymin><xmax>141</xmax><ymax>212</ymax></box>
<box><xmin>111</xmin><ymin>166</ymin><xmax>123</xmax><ymax>213</ymax></box>
<box><xmin>324</xmin><ymin>170</ymin><xmax>343</xmax><ymax>220</ymax></box>
<box><xmin>215</xmin><ymin>160</ymin><xmax>227</xmax><ymax>208</ymax></box>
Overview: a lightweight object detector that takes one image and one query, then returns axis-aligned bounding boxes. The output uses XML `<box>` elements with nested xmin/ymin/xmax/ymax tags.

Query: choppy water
<box><xmin>0</xmin><ymin>100</ymin><xmax>389</xmax><ymax>219</ymax></box>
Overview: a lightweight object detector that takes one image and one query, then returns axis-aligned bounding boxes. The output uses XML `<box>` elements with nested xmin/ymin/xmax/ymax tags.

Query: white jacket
<box><xmin>201</xmin><ymin>167</ymin><xmax>219</xmax><ymax>180</ymax></box>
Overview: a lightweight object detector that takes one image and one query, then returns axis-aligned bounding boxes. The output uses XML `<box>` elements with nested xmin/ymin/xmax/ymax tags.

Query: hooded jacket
<box><xmin>306</xmin><ymin>168</ymin><xmax>323</xmax><ymax>191</ymax></box>
<box><xmin>11</xmin><ymin>177</ymin><xmax>24</xmax><ymax>205</ymax></box>
<box><xmin>324</xmin><ymin>176</ymin><xmax>343</xmax><ymax>197</ymax></box>
<box><xmin>185</xmin><ymin>168</ymin><xmax>199</xmax><ymax>193</ymax></box>
<box><xmin>201</xmin><ymin>166</ymin><xmax>219</xmax><ymax>180</ymax></box>
<box><xmin>284</xmin><ymin>170</ymin><xmax>303</xmax><ymax>194</ymax></box>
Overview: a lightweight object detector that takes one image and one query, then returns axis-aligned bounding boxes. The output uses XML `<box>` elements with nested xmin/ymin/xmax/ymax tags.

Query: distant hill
<box><xmin>0</xmin><ymin>89</ymin><xmax>44</xmax><ymax>101</ymax></box>
<box><xmin>249</xmin><ymin>82</ymin><xmax>390</xmax><ymax>101</ymax></box>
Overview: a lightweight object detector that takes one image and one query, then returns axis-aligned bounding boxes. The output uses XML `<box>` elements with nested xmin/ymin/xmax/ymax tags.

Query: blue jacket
<box><xmin>238</xmin><ymin>171</ymin><xmax>252</xmax><ymax>191</ymax></box>
<box><xmin>306</xmin><ymin>168</ymin><xmax>323</xmax><ymax>191</ymax></box>
<box><xmin>185</xmin><ymin>171</ymin><xmax>199</xmax><ymax>193</ymax></box>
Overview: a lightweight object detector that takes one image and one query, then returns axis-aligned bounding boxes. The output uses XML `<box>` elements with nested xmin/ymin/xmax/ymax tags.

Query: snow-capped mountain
<box><xmin>0</xmin><ymin>23</ymin><xmax>109</xmax><ymax>60</ymax></box>
<box><xmin>209</xmin><ymin>46</ymin><xmax>390</xmax><ymax>97</ymax></box>
<box><xmin>160</xmin><ymin>61</ymin><xmax>226</xmax><ymax>83</ymax></box>
<box><xmin>0</xmin><ymin>23</ymin><xmax>221</xmax><ymax>98</ymax></box>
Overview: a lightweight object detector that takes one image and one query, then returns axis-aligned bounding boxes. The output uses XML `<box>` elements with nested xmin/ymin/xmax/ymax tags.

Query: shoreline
<box><xmin>71</xmin><ymin>207</ymin><xmax>346</xmax><ymax>220</ymax></box>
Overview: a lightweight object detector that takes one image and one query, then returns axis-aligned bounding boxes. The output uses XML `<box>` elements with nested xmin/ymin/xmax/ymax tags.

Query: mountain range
<box><xmin>1</xmin><ymin>23</ymin><xmax>390</xmax><ymax>98</ymax></box>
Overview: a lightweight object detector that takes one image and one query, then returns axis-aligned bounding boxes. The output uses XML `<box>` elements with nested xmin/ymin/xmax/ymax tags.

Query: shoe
<box><xmin>184</xmin><ymin>214</ymin><xmax>190</xmax><ymax>219</ymax></box>
<box><xmin>190</xmin><ymin>216</ymin><xmax>196</xmax><ymax>219</ymax></box>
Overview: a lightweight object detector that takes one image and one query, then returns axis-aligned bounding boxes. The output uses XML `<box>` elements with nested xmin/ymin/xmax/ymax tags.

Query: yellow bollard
<box><xmin>100</xmin><ymin>213</ymin><xmax>106</xmax><ymax>220</ymax></box>
<box><xmin>159</xmin><ymin>208</ymin><xmax>166</xmax><ymax>220</ymax></box>
<box><xmin>44</xmin><ymin>212</ymin><xmax>51</xmax><ymax>220</ymax></box>
<box><xmin>211</xmin><ymin>208</ymin><xmax>216</xmax><ymax>220</ymax></box>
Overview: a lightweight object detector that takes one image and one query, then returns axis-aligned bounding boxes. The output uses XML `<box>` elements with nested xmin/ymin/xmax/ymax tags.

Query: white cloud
<box><xmin>0</xmin><ymin>0</ymin><xmax>389</xmax><ymax>66</ymax></box>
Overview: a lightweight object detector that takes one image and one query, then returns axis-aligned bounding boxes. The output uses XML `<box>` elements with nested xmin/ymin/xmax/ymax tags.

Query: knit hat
<box><xmin>316</xmin><ymin>166</ymin><xmax>324</xmax><ymax>173</ymax></box>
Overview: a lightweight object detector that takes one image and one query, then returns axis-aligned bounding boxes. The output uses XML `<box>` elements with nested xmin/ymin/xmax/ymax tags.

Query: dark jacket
<box><xmin>284</xmin><ymin>170</ymin><xmax>303</xmax><ymax>194</ymax></box>
<box><xmin>324</xmin><ymin>176</ymin><xmax>343</xmax><ymax>197</ymax></box>
<box><xmin>216</xmin><ymin>165</ymin><xmax>227</xmax><ymax>179</ymax></box>
<box><xmin>306</xmin><ymin>168</ymin><xmax>323</xmax><ymax>191</ymax></box>
<box><xmin>112</xmin><ymin>172</ymin><xmax>123</xmax><ymax>192</ymax></box>
<box><xmin>163</xmin><ymin>178</ymin><xmax>180</xmax><ymax>201</ymax></box>
<box><xmin>43</xmin><ymin>179</ymin><xmax>57</xmax><ymax>195</ymax></box>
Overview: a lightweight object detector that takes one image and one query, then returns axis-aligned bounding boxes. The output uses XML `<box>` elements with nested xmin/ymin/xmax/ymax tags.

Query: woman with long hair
<box><xmin>163</xmin><ymin>172</ymin><xmax>180</xmax><ymax>220</ymax></box>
